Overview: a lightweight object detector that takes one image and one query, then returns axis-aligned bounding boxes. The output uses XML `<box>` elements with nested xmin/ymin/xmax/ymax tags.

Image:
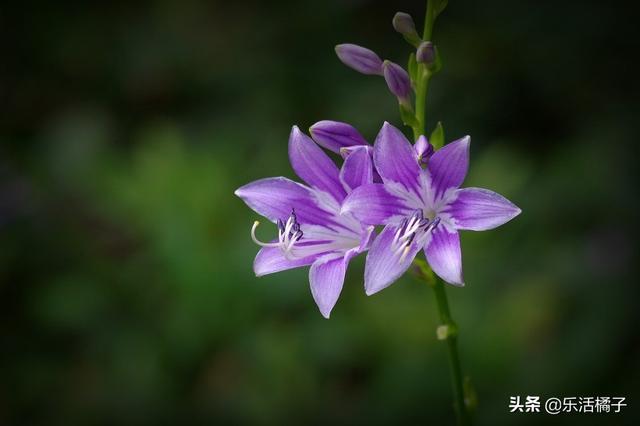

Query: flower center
<box><xmin>391</xmin><ymin>210</ymin><xmax>440</xmax><ymax>262</ymax></box>
<box><xmin>251</xmin><ymin>209</ymin><xmax>303</xmax><ymax>258</ymax></box>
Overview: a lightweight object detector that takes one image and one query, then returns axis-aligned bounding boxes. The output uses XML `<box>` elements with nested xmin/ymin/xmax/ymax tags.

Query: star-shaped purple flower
<box><xmin>235</xmin><ymin>126</ymin><xmax>375</xmax><ymax>318</ymax></box>
<box><xmin>342</xmin><ymin>122</ymin><xmax>521</xmax><ymax>294</ymax></box>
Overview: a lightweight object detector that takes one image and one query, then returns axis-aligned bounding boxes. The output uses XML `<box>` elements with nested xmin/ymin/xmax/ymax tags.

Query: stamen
<box><xmin>250</xmin><ymin>209</ymin><xmax>306</xmax><ymax>258</ymax></box>
<box><xmin>399</xmin><ymin>244</ymin><xmax>412</xmax><ymax>263</ymax></box>
<box><xmin>392</xmin><ymin>211</ymin><xmax>442</xmax><ymax>263</ymax></box>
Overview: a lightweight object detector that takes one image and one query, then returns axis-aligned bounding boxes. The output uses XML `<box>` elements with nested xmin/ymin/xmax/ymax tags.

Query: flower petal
<box><xmin>309</xmin><ymin>254</ymin><xmax>348</xmax><ymax>318</ymax></box>
<box><xmin>445</xmin><ymin>187</ymin><xmax>521</xmax><ymax>231</ymax></box>
<box><xmin>254</xmin><ymin>246</ymin><xmax>319</xmax><ymax>277</ymax></box>
<box><xmin>235</xmin><ymin>177</ymin><xmax>335</xmax><ymax>225</ymax></box>
<box><xmin>364</xmin><ymin>224</ymin><xmax>421</xmax><ymax>295</ymax></box>
<box><xmin>341</xmin><ymin>183</ymin><xmax>409</xmax><ymax>225</ymax></box>
<box><xmin>289</xmin><ymin>126</ymin><xmax>346</xmax><ymax>202</ymax></box>
<box><xmin>425</xmin><ymin>226</ymin><xmax>464</xmax><ymax>286</ymax></box>
<box><xmin>339</xmin><ymin>145</ymin><xmax>373</xmax><ymax>192</ymax></box>
<box><xmin>309</xmin><ymin>120</ymin><xmax>368</xmax><ymax>154</ymax></box>
<box><xmin>428</xmin><ymin>136</ymin><xmax>470</xmax><ymax>200</ymax></box>
<box><xmin>373</xmin><ymin>122</ymin><xmax>422</xmax><ymax>194</ymax></box>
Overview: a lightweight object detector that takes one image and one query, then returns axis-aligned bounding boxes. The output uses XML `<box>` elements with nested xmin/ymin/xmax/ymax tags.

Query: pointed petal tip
<box><xmin>379</xmin><ymin>121</ymin><xmax>402</xmax><ymax>136</ymax></box>
<box><xmin>364</xmin><ymin>286</ymin><xmax>377</xmax><ymax>296</ymax></box>
<box><xmin>449</xmin><ymin>279</ymin><xmax>465</xmax><ymax>287</ymax></box>
<box><xmin>253</xmin><ymin>265</ymin><xmax>265</xmax><ymax>277</ymax></box>
<box><xmin>308</xmin><ymin>120</ymin><xmax>330</xmax><ymax>137</ymax></box>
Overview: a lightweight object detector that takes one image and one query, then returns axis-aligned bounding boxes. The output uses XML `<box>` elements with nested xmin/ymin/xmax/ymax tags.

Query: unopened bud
<box><xmin>392</xmin><ymin>12</ymin><xmax>421</xmax><ymax>46</ymax></box>
<box><xmin>414</xmin><ymin>135</ymin><xmax>434</xmax><ymax>164</ymax></box>
<box><xmin>417</xmin><ymin>41</ymin><xmax>436</xmax><ymax>65</ymax></box>
<box><xmin>335</xmin><ymin>44</ymin><xmax>384</xmax><ymax>75</ymax></box>
<box><xmin>383</xmin><ymin>60</ymin><xmax>411</xmax><ymax>102</ymax></box>
<box><xmin>309</xmin><ymin>120</ymin><xmax>368</xmax><ymax>154</ymax></box>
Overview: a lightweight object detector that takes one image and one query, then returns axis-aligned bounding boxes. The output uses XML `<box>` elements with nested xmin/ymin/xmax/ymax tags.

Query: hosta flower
<box><xmin>235</xmin><ymin>127</ymin><xmax>374</xmax><ymax>318</ymax></box>
<box><xmin>342</xmin><ymin>122</ymin><xmax>521</xmax><ymax>294</ymax></box>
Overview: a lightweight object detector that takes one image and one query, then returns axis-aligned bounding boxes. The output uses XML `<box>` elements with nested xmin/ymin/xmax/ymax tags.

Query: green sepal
<box><xmin>430</xmin><ymin>121</ymin><xmax>444</xmax><ymax>149</ymax></box>
<box><xmin>411</xmin><ymin>257</ymin><xmax>435</xmax><ymax>286</ymax></box>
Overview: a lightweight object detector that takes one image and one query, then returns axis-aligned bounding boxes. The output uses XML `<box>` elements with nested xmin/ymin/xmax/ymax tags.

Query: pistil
<box><xmin>251</xmin><ymin>210</ymin><xmax>303</xmax><ymax>257</ymax></box>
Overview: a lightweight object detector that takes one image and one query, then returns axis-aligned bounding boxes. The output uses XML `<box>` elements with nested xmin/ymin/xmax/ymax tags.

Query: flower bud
<box><xmin>392</xmin><ymin>12</ymin><xmax>421</xmax><ymax>46</ymax></box>
<box><xmin>416</xmin><ymin>41</ymin><xmax>436</xmax><ymax>65</ymax></box>
<box><xmin>309</xmin><ymin>120</ymin><xmax>368</xmax><ymax>154</ymax></box>
<box><xmin>382</xmin><ymin>60</ymin><xmax>411</xmax><ymax>102</ymax></box>
<box><xmin>414</xmin><ymin>135</ymin><xmax>434</xmax><ymax>164</ymax></box>
<box><xmin>335</xmin><ymin>44</ymin><xmax>384</xmax><ymax>75</ymax></box>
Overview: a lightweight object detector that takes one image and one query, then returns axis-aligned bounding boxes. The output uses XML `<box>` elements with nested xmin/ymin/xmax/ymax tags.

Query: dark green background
<box><xmin>1</xmin><ymin>0</ymin><xmax>638</xmax><ymax>424</ymax></box>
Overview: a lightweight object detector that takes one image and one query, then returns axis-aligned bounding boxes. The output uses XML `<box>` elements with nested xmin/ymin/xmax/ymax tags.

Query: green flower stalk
<box><xmin>237</xmin><ymin>2</ymin><xmax>522</xmax><ymax>424</ymax></box>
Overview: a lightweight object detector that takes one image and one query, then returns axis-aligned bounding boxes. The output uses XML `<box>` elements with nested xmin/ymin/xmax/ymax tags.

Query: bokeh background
<box><xmin>2</xmin><ymin>0</ymin><xmax>638</xmax><ymax>424</ymax></box>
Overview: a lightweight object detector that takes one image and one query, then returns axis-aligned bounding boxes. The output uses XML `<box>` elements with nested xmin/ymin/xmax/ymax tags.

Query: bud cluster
<box><xmin>335</xmin><ymin>11</ymin><xmax>443</xmax><ymax>108</ymax></box>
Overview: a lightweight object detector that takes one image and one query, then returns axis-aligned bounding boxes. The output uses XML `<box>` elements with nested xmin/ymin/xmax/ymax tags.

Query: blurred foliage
<box><xmin>1</xmin><ymin>0</ymin><xmax>638</xmax><ymax>425</ymax></box>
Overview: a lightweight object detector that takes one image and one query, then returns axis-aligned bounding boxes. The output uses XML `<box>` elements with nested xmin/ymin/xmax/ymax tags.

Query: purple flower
<box><xmin>342</xmin><ymin>122</ymin><xmax>521</xmax><ymax>294</ymax></box>
<box><xmin>335</xmin><ymin>44</ymin><xmax>384</xmax><ymax>75</ymax></box>
<box><xmin>235</xmin><ymin>126</ymin><xmax>375</xmax><ymax>318</ymax></box>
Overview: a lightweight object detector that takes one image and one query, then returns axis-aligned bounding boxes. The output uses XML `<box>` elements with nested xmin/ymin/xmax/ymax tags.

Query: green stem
<box><xmin>414</xmin><ymin>69</ymin><xmax>431</xmax><ymax>137</ymax></box>
<box><xmin>412</xmin><ymin>2</ymin><xmax>471</xmax><ymax>425</ymax></box>
<box><xmin>423</xmin><ymin>0</ymin><xmax>436</xmax><ymax>41</ymax></box>
<box><xmin>412</xmin><ymin>0</ymin><xmax>437</xmax><ymax>137</ymax></box>
<box><xmin>432</xmin><ymin>278</ymin><xmax>470</xmax><ymax>426</ymax></box>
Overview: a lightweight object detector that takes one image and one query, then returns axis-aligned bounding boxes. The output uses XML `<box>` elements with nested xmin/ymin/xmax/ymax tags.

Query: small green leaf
<box><xmin>430</xmin><ymin>121</ymin><xmax>445</xmax><ymax>149</ymax></box>
<box><xmin>399</xmin><ymin>103</ymin><xmax>419</xmax><ymax>128</ymax></box>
